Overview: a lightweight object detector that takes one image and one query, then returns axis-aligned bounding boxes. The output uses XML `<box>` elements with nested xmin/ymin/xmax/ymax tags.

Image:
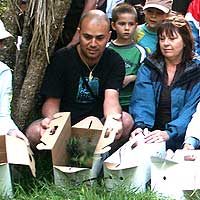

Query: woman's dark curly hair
<box><xmin>152</xmin><ymin>13</ymin><xmax>194</xmax><ymax>63</ymax></box>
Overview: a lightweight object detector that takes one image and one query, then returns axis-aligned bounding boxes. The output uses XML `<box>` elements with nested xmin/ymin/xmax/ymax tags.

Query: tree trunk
<box><xmin>11</xmin><ymin>0</ymin><xmax>71</xmax><ymax>130</ymax></box>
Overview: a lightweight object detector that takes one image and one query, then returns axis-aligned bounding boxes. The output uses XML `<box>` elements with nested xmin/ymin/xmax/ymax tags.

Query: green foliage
<box><xmin>0</xmin><ymin>0</ymin><xmax>8</xmax><ymax>17</ymax></box>
<box><xmin>66</xmin><ymin>137</ymin><xmax>94</xmax><ymax>168</ymax></box>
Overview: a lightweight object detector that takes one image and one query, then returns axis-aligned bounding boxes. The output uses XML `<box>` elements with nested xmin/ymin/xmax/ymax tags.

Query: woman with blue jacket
<box><xmin>129</xmin><ymin>13</ymin><xmax>200</xmax><ymax>151</ymax></box>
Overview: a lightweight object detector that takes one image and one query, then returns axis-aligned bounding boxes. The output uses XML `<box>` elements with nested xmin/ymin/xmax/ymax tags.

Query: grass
<box><xmin>11</xmin><ymin>180</ymin><xmax>165</xmax><ymax>200</ymax></box>
<box><xmin>0</xmin><ymin>151</ymin><xmax>165</xmax><ymax>200</ymax></box>
<box><xmin>1</xmin><ymin>170</ymin><xmax>200</xmax><ymax>199</ymax></box>
<box><xmin>1</xmin><ymin>152</ymin><xmax>200</xmax><ymax>200</ymax></box>
<box><xmin>10</xmin><ymin>180</ymin><xmax>200</xmax><ymax>200</ymax></box>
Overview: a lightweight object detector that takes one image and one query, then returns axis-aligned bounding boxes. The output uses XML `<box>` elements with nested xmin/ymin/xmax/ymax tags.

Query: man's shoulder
<box><xmin>104</xmin><ymin>47</ymin><xmax>123</xmax><ymax>58</ymax></box>
<box><xmin>102</xmin><ymin>48</ymin><xmax>125</xmax><ymax>74</ymax></box>
<box><xmin>51</xmin><ymin>46</ymin><xmax>77</xmax><ymax>64</ymax></box>
<box><xmin>55</xmin><ymin>45</ymin><xmax>76</xmax><ymax>56</ymax></box>
<box><xmin>102</xmin><ymin>48</ymin><xmax>125</xmax><ymax>67</ymax></box>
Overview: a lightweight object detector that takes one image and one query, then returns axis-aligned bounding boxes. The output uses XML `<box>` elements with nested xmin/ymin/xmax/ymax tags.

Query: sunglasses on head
<box><xmin>165</xmin><ymin>13</ymin><xmax>187</xmax><ymax>27</ymax></box>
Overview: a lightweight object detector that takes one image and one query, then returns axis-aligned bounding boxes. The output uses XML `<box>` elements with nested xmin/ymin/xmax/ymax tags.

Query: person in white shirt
<box><xmin>184</xmin><ymin>102</ymin><xmax>200</xmax><ymax>150</ymax></box>
<box><xmin>0</xmin><ymin>19</ymin><xmax>29</xmax><ymax>145</ymax></box>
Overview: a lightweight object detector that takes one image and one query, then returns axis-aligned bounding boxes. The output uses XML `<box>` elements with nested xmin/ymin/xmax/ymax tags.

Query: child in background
<box><xmin>134</xmin><ymin>0</ymin><xmax>172</xmax><ymax>54</ymax></box>
<box><xmin>125</xmin><ymin>0</ymin><xmax>146</xmax><ymax>24</ymax></box>
<box><xmin>108</xmin><ymin>3</ymin><xmax>146</xmax><ymax>112</ymax></box>
<box><xmin>185</xmin><ymin>0</ymin><xmax>200</xmax><ymax>58</ymax></box>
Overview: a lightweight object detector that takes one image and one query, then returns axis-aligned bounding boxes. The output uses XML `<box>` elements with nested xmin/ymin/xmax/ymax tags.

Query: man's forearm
<box><xmin>42</xmin><ymin>98</ymin><xmax>60</xmax><ymax>119</ymax></box>
<box><xmin>103</xmin><ymin>89</ymin><xmax>122</xmax><ymax>118</ymax></box>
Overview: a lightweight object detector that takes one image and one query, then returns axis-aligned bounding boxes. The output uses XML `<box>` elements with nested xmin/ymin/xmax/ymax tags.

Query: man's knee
<box><xmin>122</xmin><ymin>111</ymin><xmax>134</xmax><ymax>136</ymax></box>
<box><xmin>26</xmin><ymin>119</ymin><xmax>42</xmax><ymax>148</ymax></box>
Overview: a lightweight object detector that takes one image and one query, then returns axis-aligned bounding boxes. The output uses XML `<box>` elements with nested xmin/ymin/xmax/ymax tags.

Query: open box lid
<box><xmin>173</xmin><ymin>149</ymin><xmax>200</xmax><ymax>162</ymax></box>
<box><xmin>151</xmin><ymin>150</ymin><xmax>200</xmax><ymax>192</ymax></box>
<box><xmin>71</xmin><ymin>116</ymin><xmax>103</xmax><ymax>142</ymax></box>
<box><xmin>151</xmin><ymin>149</ymin><xmax>200</xmax><ymax>164</ymax></box>
<box><xmin>105</xmin><ymin>141</ymin><xmax>166</xmax><ymax>170</ymax></box>
<box><xmin>37</xmin><ymin>112</ymin><xmax>71</xmax><ymax>166</ymax></box>
<box><xmin>151</xmin><ymin>156</ymin><xmax>178</xmax><ymax>165</ymax></box>
<box><xmin>72</xmin><ymin>116</ymin><xmax>103</xmax><ymax>130</ymax></box>
<box><xmin>37</xmin><ymin>114</ymin><xmax>103</xmax><ymax>150</ymax></box>
<box><xmin>55</xmin><ymin>116</ymin><xmax>103</xmax><ymax>172</ymax></box>
<box><xmin>0</xmin><ymin>135</ymin><xmax>35</xmax><ymax>176</ymax></box>
<box><xmin>54</xmin><ymin>166</ymin><xmax>89</xmax><ymax>173</ymax></box>
<box><xmin>37</xmin><ymin>112</ymin><xmax>71</xmax><ymax>150</ymax></box>
<box><xmin>37</xmin><ymin>114</ymin><xmax>104</xmax><ymax>168</ymax></box>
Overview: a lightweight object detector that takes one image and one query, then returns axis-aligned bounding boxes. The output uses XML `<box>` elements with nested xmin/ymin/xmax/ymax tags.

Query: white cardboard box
<box><xmin>104</xmin><ymin>141</ymin><xmax>166</xmax><ymax>192</ymax></box>
<box><xmin>0</xmin><ymin>135</ymin><xmax>35</xmax><ymax>197</ymax></box>
<box><xmin>37</xmin><ymin>112</ymin><xmax>103</xmax><ymax>186</ymax></box>
<box><xmin>151</xmin><ymin>150</ymin><xmax>200</xmax><ymax>199</ymax></box>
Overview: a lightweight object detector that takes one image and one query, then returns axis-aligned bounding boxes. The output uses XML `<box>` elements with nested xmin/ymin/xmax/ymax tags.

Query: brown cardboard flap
<box><xmin>37</xmin><ymin>112</ymin><xmax>71</xmax><ymax>166</ymax></box>
<box><xmin>0</xmin><ymin>135</ymin><xmax>7</xmax><ymax>163</ymax></box>
<box><xmin>94</xmin><ymin>127</ymin><xmax>115</xmax><ymax>154</ymax></box>
<box><xmin>0</xmin><ymin>152</ymin><xmax>7</xmax><ymax>164</ymax></box>
<box><xmin>71</xmin><ymin>116</ymin><xmax>103</xmax><ymax>151</ymax></box>
<box><xmin>52</xmin><ymin>113</ymin><xmax>71</xmax><ymax>166</ymax></box>
<box><xmin>27</xmin><ymin>147</ymin><xmax>36</xmax><ymax>177</ymax></box>
<box><xmin>72</xmin><ymin>116</ymin><xmax>103</xmax><ymax>130</ymax></box>
<box><xmin>5</xmin><ymin>135</ymin><xmax>30</xmax><ymax>165</ymax></box>
<box><xmin>0</xmin><ymin>135</ymin><xmax>36</xmax><ymax>176</ymax></box>
<box><xmin>37</xmin><ymin>112</ymin><xmax>71</xmax><ymax>150</ymax></box>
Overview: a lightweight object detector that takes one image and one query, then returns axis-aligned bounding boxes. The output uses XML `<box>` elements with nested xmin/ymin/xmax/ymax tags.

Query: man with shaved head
<box><xmin>26</xmin><ymin>10</ymin><xmax>133</xmax><ymax>152</ymax></box>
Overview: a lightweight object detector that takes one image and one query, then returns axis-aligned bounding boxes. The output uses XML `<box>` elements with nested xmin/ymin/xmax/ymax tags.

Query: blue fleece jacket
<box><xmin>129</xmin><ymin>57</ymin><xmax>200</xmax><ymax>151</ymax></box>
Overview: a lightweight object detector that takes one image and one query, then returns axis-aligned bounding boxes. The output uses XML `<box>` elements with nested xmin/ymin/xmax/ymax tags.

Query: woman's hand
<box><xmin>144</xmin><ymin>130</ymin><xmax>169</xmax><ymax>143</ymax></box>
<box><xmin>130</xmin><ymin>128</ymin><xmax>143</xmax><ymax>139</ymax></box>
<box><xmin>129</xmin><ymin>128</ymin><xmax>146</xmax><ymax>147</ymax></box>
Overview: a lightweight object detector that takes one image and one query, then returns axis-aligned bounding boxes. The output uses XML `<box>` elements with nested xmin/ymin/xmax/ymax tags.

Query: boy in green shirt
<box><xmin>108</xmin><ymin>3</ymin><xmax>146</xmax><ymax>112</ymax></box>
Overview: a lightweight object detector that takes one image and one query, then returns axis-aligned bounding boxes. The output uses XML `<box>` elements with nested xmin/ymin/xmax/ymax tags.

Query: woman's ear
<box><xmin>77</xmin><ymin>27</ymin><xmax>80</xmax><ymax>33</ymax></box>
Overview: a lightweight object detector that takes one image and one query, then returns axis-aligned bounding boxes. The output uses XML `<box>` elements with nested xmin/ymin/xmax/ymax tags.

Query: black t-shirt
<box><xmin>41</xmin><ymin>45</ymin><xmax>125</xmax><ymax>125</ymax></box>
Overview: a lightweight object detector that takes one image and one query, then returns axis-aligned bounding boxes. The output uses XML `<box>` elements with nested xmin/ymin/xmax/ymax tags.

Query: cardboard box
<box><xmin>104</xmin><ymin>141</ymin><xmax>166</xmax><ymax>192</ymax></box>
<box><xmin>151</xmin><ymin>150</ymin><xmax>200</xmax><ymax>199</ymax></box>
<box><xmin>0</xmin><ymin>135</ymin><xmax>35</xmax><ymax>197</ymax></box>
<box><xmin>37</xmin><ymin>112</ymin><xmax>103</xmax><ymax>186</ymax></box>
